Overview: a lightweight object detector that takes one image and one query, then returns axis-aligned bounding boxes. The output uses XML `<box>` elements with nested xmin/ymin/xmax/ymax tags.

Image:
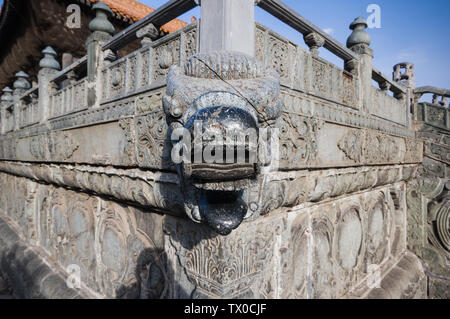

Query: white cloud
<box><xmin>323</xmin><ymin>28</ymin><xmax>334</xmax><ymax>35</ymax></box>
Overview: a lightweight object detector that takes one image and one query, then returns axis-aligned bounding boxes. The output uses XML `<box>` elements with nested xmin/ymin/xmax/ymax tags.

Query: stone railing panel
<box><xmin>370</xmin><ymin>86</ymin><xmax>407</xmax><ymax>126</ymax></box>
<box><xmin>414</xmin><ymin>86</ymin><xmax>450</xmax><ymax>107</ymax></box>
<box><xmin>256</xmin><ymin>23</ymin><xmax>359</xmax><ymax>109</ymax></box>
<box><xmin>256</xmin><ymin>0</ymin><xmax>357</xmax><ymax>62</ymax></box>
<box><xmin>18</xmin><ymin>87</ymin><xmax>39</xmax><ymax>128</ymax></box>
<box><xmin>49</xmin><ymin>79</ymin><xmax>88</xmax><ymax>119</ymax></box>
<box><xmin>281</xmin><ymin>89</ymin><xmax>413</xmax><ymax>138</ymax></box>
<box><xmin>101</xmin><ymin>22</ymin><xmax>198</xmax><ymax>104</ymax></box>
<box><xmin>415</xmin><ymin>102</ymin><xmax>449</xmax><ymax>130</ymax></box>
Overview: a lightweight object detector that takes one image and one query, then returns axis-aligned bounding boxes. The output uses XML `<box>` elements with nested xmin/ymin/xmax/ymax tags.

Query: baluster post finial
<box><xmin>13</xmin><ymin>71</ymin><xmax>31</xmax><ymax>93</ymax></box>
<box><xmin>1</xmin><ymin>86</ymin><xmax>13</xmax><ymax>103</ymax></box>
<box><xmin>136</xmin><ymin>23</ymin><xmax>159</xmax><ymax>47</ymax></box>
<box><xmin>40</xmin><ymin>46</ymin><xmax>61</xmax><ymax>71</ymax></box>
<box><xmin>346</xmin><ymin>17</ymin><xmax>371</xmax><ymax>54</ymax></box>
<box><xmin>89</xmin><ymin>2</ymin><xmax>115</xmax><ymax>36</ymax></box>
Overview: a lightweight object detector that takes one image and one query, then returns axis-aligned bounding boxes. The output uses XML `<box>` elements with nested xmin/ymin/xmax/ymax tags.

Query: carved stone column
<box><xmin>38</xmin><ymin>46</ymin><xmax>60</xmax><ymax>123</ymax></box>
<box><xmin>86</xmin><ymin>2</ymin><xmax>115</xmax><ymax>107</ymax></box>
<box><xmin>346</xmin><ymin>17</ymin><xmax>372</xmax><ymax>113</ymax></box>
<box><xmin>199</xmin><ymin>0</ymin><xmax>256</xmax><ymax>56</ymax></box>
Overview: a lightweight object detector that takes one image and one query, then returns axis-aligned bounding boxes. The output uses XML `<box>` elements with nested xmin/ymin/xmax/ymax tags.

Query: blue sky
<box><xmin>0</xmin><ymin>0</ymin><xmax>448</xmax><ymax>90</ymax></box>
<box><xmin>143</xmin><ymin>0</ymin><xmax>450</xmax><ymax>90</ymax></box>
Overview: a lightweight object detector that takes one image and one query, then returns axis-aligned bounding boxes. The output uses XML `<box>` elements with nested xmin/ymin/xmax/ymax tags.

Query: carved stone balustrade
<box><xmin>414</xmin><ymin>86</ymin><xmax>450</xmax><ymax>132</ymax></box>
<box><xmin>0</xmin><ymin>0</ymin><xmax>444</xmax><ymax>300</ymax></box>
<box><xmin>414</xmin><ymin>86</ymin><xmax>450</xmax><ymax>106</ymax></box>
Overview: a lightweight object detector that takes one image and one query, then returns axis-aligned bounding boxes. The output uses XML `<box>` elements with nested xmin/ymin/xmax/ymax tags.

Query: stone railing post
<box><xmin>1</xmin><ymin>87</ymin><xmax>13</xmax><ymax>134</ymax></box>
<box><xmin>102</xmin><ymin>49</ymin><xmax>117</xmax><ymax>67</ymax></box>
<box><xmin>39</xmin><ymin>46</ymin><xmax>61</xmax><ymax>123</ymax></box>
<box><xmin>199</xmin><ymin>0</ymin><xmax>255</xmax><ymax>56</ymax></box>
<box><xmin>86</xmin><ymin>2</ymin><xmax>115</xmax><ymax>107</ymax></box>
<box><xmin>432</xmin><ymin>95</ymin><xmax>448</xmax><ymax>108</ymax></box>
<box><xmin>136</xmin><ymin>23</ymin><xmax>159</xmax><ymax>47</ymax></box>
<box><xmin>346</xmin><ymin>17</ymin><xmax>372</xmax><ymax>113</ymax></box>
<box><xmin>13</xmin><ymin>71</ymin><xmax>30</xmax><ymax>130</ymax></box>
<box><xmin>304</xmin><ymin>32</ymin><xmax>325</xmax><ymax>56</ymax></box>
<box><xmin>393</xmin><ymin>62</ymin><xmax>415</xmax><ymax>128</ymax></box>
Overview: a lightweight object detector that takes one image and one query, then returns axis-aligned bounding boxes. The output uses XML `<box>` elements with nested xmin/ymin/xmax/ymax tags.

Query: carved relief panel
<box><xmin>268</xmin><ymin>34</ymin><xmax>289</xmax><ymax>80</ymax></box>
<box><xmin>32</xmin><ymin>182</ymin><xmax>167</xmax><ymax>298</ymax></box>
<box><xmin>312</xmin><ymin>58</ymin><xmax>331</xmax><ymax>96</ymax></box>
<box><xmin>279</xmin><ymin>112</ymin><xmax>322</xmax><ymax>167</ymax></box>
<box><xmin>107</xmin><ymin>60</ymin><xmax>127</xmax><ymax>100</ymax></box>
<box><xmin>183</xmin><ymin>28</ymin><xmax>198</xmax><ymax>61</ymax></box>
<box><xmin>135</xmin><ymin>111</ymin><xmax>173</xmax><ymax>170</ymax></box>
<box><xmin>139</xmin><ymin>48</ymin><xmax>151</xmax><ymax>90</ymax></box>
<box><xmin>152</xmin><ymin>37</ymin><xmax>181</xmax><ymax>83</ymax></box>
<box><xmin>337</xmin><ymin>129</ymin><xmax>413</xmax><ymax>165</ymax></box>
<box><xmin>163</xmin><ymin>185</ymin><xmax>407</xmax><ymax>299</ymax></box>
<box><xmin>164</xmin><ymin>215</ymin><xmax>283</xmax><ymax>299</ymax></box>
<box><xmin>281</xmin><ymin>186</ymin><xmax>402</xmax><ymax>299</ymax></box>
<box><xmin>0</xmin><ymin>175</ymin><xmax>37</xmax><ymax>243</ymax></box>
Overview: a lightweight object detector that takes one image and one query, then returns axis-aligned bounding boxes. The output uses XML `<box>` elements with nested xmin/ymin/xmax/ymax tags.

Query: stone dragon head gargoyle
<box><xmin>163</xmin><ymin>51</ymin><xmax>282</xmax><ymax>235</ymax></box>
